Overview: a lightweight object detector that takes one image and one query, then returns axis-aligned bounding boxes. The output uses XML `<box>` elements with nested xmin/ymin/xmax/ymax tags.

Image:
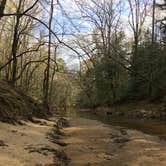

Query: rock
<box><xmin>106</xmin><ymin>112</ymin><xmax>112</xmax><ymax>115</ymax></box>
<box><xmin>88</xmin><ymin>146</ymin><xmax>95</xmax><ymax>150</ymax></box>
<box><xmin>35</xmin><ymin>164</ymin><xmax>43</xmax><ymax>166</ymax></box>
<box><xmin>57</xmin><ymin>118</ymin><xmax>69</xmax><ymax>128</ymax></box>
<box><xmin>51</xmin><ymin>139</ymin><xmax>67</xmax><ymax>147</ymax></box>
<box><xmin>113</xmin><ymin>137</ymin><xmax>130</xmax><ymax>143</ymax></box>
<box><xmin>10</xmin><ymin>130</ymin><xmax>18</xmax><ymax>133</ymax></box>
<box><xmin>29</xmin><ymin>118</ymin><xmax>48</xmax><ymax>126</ymax></box>
<box><xmin>0</xmin><ymin>140</ymin><xmax>8</xmax><ymax>147</ymax></box>
<box><xmin>104</xmin><ymin>155</ymin><xmax>112</xmax><ymax>160</ymax></box>
<box><xmin>25</xmin><ymin>145</ymin><xmax>57</xmax><ymax>156</ymax></box>
<box><xmin>54</xmin><ymin>150</ymin><xmax>70</xmax><ymax>164</ymax></box>
<box><xmin>119</xmin><ymin>129</ymin><xmax>128</xmax><ymax>135</ymax></box>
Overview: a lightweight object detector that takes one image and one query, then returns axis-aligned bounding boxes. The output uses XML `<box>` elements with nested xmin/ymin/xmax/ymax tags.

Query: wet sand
<box><xmin>63</xmin><ymin>117</ymin><xmax>166</xmax><ymax>166</ymax></box>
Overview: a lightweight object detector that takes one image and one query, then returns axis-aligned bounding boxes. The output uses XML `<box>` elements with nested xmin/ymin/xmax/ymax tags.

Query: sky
<box><xmin>37</xmin><ymin>0</ymin><xmax>165</xmax><ymax>70</ymax></box>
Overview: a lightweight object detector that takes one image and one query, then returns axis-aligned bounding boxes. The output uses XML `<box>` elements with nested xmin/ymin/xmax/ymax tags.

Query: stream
<box><xmin>65</xmin><ymin>109</ymin><xmax>166</xmax><ymax>140</ymax></box>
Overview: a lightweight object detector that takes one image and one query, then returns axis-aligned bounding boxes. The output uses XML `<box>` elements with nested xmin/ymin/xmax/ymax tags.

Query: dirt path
<box><xmin>63</xmin><ymin>117</ymin><xmax>166</xmax><ymax>166</ymax></box>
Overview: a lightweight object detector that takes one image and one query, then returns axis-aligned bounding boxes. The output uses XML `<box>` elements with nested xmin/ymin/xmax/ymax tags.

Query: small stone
<box><xmin>113</xmin><ymin>137</ymin><xmax>130</xmax><ymax>143</ymax></box>
<box><xmin>0</xmin><ymin>140</ymin><xmax>8</xmax><ymax>147</ymax></box>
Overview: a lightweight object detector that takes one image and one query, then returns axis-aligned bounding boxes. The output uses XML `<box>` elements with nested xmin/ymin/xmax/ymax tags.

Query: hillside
<box><xmin>0</xmin><ymin>80</ymin><xmax>49</xmax><ymax>123</ymax></box>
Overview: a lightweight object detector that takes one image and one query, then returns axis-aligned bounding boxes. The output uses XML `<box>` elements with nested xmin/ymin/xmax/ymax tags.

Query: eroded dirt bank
<box><xmin>62</xmin><ymin>117</ymin><xmax>166</xmax><ymax>166</ymax></box>
<box><xmin>0</xmin><ymin>118</ymin><xmax>68</xmax><ymax>166</ymax></box>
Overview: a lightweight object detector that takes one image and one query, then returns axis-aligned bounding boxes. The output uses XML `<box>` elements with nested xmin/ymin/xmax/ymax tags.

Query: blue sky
<box><xmin>36</xmin><ymin>0</ymin><xmax>164</xmax><ymax>70</ymax></box>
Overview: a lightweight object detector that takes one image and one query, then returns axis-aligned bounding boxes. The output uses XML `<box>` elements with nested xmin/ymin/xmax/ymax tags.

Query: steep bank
<box><xmin>0</xmin><ymin>117</ymin><xmax>68</xmax><ymax>166</ymax></box>
<box><xmin>62</xmin><ymin>117</ymin><xmax>166</xmax><ymax>166</ymax></box>
<box><xmin>0</xmin><ymin>81</ymin><xmax>71</xmax><ymax>165</ymax></box>
<box><xmin>0</xmin><ymin>80</ymin><xmax>49</xmax><ymax>123</ymax></box>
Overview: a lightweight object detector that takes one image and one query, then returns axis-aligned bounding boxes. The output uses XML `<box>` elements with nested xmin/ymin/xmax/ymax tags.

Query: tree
<box><xmin>157</xmin><ymin>0</ymin><xmax>166</xmax><ymax>40</ymax></box>
<box><xmin>43</xmin><ymin>0</ymin><xmax>54</xmax><ymax>107</ymax></box>
<box><xmin>127</xmin><ymin>0</ymin><xmax>150</xmax><ymax>97</ymax></box>
<box><xmin>10</xmin><ymin>0</ymin><xmax>23</xmax><ymax>85</ymax></box>
<box><xmin>0</xmin><ymin>0</ymin><xmax>6</xmax><ymax>20</ymax></box>
<box><xmin>127</xmin><ymin>0</ymin><xmax>149</xmax><ymax>57</ymax></box>
<box><xmin>74</xmin><ymin>0</ymin><xmax>129</xmax><ymax>106</ymax></box>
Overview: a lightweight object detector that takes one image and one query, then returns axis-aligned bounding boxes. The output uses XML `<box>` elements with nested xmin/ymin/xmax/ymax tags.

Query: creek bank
<box><xmin>62</xmin><ymin>117</ymin><xmax>166</xmax><ymax>166</ymax></box>
<box><xmin>0</xmin><ymin>117</ymin><xmax>70</xmax><ymax>166</ymax></box>
<box><xmin>93</xmin><ymin>101</ymin><xmax>166</xmax><ymax>120</ymax></box>
<box><xmin>0</xmin><ymin>80</ymin><xmax>51</xmax><ymax>124</ymax></box>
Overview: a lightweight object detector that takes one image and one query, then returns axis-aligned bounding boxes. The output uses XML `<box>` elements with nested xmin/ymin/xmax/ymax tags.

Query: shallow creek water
<box><xmin>65</xmin><ymin>109</ymin><xmax>166</xmax><ymax>140</ymax></box>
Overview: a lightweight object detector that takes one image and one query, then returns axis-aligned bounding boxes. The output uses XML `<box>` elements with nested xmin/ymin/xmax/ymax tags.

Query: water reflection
<box><xmin>66</xmin><ymin>109</ymin><xmax>166</xmax><ymax>140</ymax></box>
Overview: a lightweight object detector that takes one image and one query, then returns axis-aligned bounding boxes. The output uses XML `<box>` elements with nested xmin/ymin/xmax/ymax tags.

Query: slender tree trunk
<box><xmin>49</xmin><ymin>65</ymin><xmax>56</xmax><ymax>103</ymax></box>
<box><xmin>10</xmin><ymin>0</ymin><xmax>22</xmax><ymax>85</ymax></box>
<box><xmin>49</xmin><ymin>46</ymin><xmax>57</xmax><ymax>103</ymax></box>
<box><xmin>152</xmin><ymin>0</ymin><xmax>156</xmax><ymax>44</ymax></box>
<box><xmin>0</xmin><ymin>0</ymin><xmax>6</xmax><ymax>20</ymax></box>
<box><xmin>149</xmin><ymin>0</ymin><xmax>156</xmax><ymax>97</ymax></box>
<box><xmin>11</xmin><ymin>16</ymin><xmax>20</xmax><ymax>85</ymax></box>
<box><xmin>43</xmin><ymin>0</ymin><xmax>54</xmax><ymax>107</ymax></box>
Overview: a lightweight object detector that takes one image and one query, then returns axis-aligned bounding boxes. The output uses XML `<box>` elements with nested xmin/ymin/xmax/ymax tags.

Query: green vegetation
<box><xmin>0</xmin><ymin>0</ymin><xmax>166</xmax><ymax>120</ymax></box>
<box><xmin>75</xmin><ymin>0</ymin><xmax>166</xmax><ymax>108</ymax></box>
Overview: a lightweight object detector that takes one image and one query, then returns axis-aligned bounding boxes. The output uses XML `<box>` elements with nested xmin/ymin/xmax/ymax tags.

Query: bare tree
<box><xmin>0</xmin><ymin>0</ymin><xmax>7</xmax><ymax>20</ymax></box>
<box><xmin>75</xmin><ymin>0</ymin><xmax>124</xmax><ymax>102</ymax></box>
<box><xmin>152</xmin><ymin>0</ymin><xmax>156</xmax><ymax>44</ymax></box>
<box><xmin>43</xmin><ymin>0</ymin><xmax>54</xmax><ymax>107</ymax></box>
<box><xmin>10</xmin><ymin>0</ymin><xmax>23</xmax><ymax>85</ymax></box>
<box><xmin>127</xmin><ymin>0</ymin><xmax>149</xmax><ymax>56</ymax></box>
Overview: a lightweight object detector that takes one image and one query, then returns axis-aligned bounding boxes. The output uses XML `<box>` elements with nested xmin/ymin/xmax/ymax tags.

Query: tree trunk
<box><xmin>148</xmin><ymin>0</ymin><xmax>156</xmax><ymax>97</ymax></box>
<box><xmin>43</xmin><ymin>0</ymin><xmax>54</xmax><ymax>107</ymax></box>
<box><xmin>0</xmin><ymin>0</ymin><xmax>6</xmax><ymax>20</ymax></box>
<box><xmin>10</xmin><ymin>0</ymin><xmax>22</xmax><ymax>85</ymax></box>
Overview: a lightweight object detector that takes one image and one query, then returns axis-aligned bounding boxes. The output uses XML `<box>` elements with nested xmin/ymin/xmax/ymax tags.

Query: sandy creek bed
<box><xmin>63</xmin><ymin>117</ymin><xmax>166</xmax><ymax>166</ymax></box>
<box><xmin>0</xmin><ymin>117</ymin><xmax>166</xmax><ymax>166</ymax></box>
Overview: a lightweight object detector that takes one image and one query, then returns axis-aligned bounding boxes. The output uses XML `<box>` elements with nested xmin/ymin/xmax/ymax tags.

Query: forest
<box><xmin>0</xmin><ymin>0</ymin><xmax>166</xmax><ymax>112</ymax></box>
<box><xmin>0</xmin><ymin>1</ymin><xmax>166</xmax><ymax>165</ymax></box>
<box><xmin>75</xmin><ymin>0</ymin><xmax>166</xmax><ymax>109</ymax></box>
